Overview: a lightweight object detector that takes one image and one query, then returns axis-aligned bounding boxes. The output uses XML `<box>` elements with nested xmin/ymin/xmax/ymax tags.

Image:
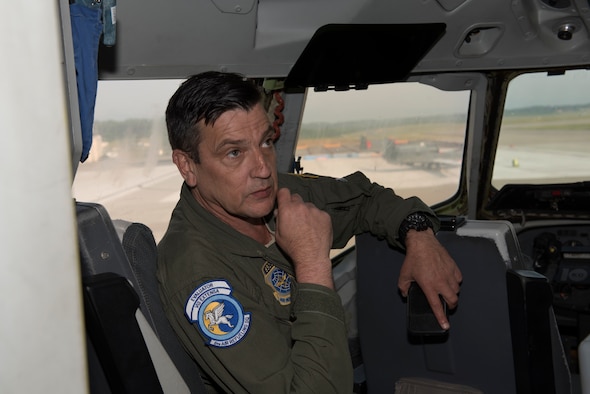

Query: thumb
<box><xmin>398</xmin><ymin>265</ymin><xmax>413</xmax><ymax>297</ymax></box>
<box><xmin>398</xmin><ymin>278</ymin><xmax>412</xmax><ymax>297</ymax></box>
<box><xmin>276</xmin><ymin>188</ymin><xmax>290</xmax><ymax>207</ymax></box>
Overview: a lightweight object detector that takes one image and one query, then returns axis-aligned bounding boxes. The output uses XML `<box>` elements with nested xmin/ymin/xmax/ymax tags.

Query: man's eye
<box><xmin>228</xmin><ymin>149</ymin><xmax>240</xmax><ymax>158</ymax></box>
<box><xmin>262</xmin><ymin>138</ymin><xmax>274</xmax><ymax>148</ymax></box>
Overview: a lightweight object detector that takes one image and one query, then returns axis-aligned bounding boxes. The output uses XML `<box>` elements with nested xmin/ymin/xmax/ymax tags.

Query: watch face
<box><xmin>409</xmin><ymin>213</ymin><xmax>427</xmax><ymax>223</ymax></box>
<box><xmin>406</xmin><ymin>213</ymin><xmax>431</xmax><ymax>231</ymax></box>
<box><xmin>399</xmin><ymin>213</ymin><xmax>433</xmax><ymax>246</ymax></box>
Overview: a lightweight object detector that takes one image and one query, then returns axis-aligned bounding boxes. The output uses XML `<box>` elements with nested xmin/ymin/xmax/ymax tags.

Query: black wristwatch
<box><xmin>398</xmin><ymin>212</ymin><xmax>434</xmax><ymax>246</ymax></box>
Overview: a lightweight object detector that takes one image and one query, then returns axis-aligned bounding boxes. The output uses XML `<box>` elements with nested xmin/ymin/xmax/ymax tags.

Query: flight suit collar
<box><xmin>178</xmin><ymin>183</ymin><xmax>286</xmax><ymax>266</ymax></box>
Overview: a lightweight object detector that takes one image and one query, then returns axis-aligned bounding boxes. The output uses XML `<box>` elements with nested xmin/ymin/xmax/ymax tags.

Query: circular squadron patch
<box><xmin>185</xmin><ymin>280</ymin><xmax>251</xmax><ymax>348</ymax></box>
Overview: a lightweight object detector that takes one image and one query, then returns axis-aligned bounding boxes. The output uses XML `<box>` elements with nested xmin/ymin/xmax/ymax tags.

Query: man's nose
<box><xmin>251</xmin><ymin>149</ymin><xmax>272</xmax><ymax>177</ymax></box>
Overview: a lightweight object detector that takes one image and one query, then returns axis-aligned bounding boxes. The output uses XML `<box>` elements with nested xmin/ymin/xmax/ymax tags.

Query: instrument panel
<box><xmin>518</xmin><ymin>223</ymin><xmax>590</xmax><ymax>373</ymax></box>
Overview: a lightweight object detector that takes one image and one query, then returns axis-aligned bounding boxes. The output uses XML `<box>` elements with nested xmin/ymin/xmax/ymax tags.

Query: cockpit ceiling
<box><xmin>97</xmin><ymin>0</ymin><xmax>590</xmax><ymax>81</ymax></box>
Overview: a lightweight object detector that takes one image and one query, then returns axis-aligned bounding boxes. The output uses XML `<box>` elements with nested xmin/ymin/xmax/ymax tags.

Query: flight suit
<box><xmin>157</xmin><ymin>171</ymin><xmax>439</xmax><ymax>393</ymax></box>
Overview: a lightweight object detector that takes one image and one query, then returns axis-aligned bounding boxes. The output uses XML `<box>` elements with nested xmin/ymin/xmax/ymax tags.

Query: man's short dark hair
<box><xmin>166</xmin><ymin>71</ymin><xmax>263</xmax><ymax>163</ymax></box>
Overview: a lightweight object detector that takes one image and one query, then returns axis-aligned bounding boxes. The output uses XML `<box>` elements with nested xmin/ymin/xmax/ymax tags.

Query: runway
<box><xmin>72</xmin><ymin>152</ymin><xmax>462</xmax><ymax>241</ymax></box>
<box><xmin>72</xmin><ymin>142</ymin><xmax>589</xmax><ymax>242</ymax></box>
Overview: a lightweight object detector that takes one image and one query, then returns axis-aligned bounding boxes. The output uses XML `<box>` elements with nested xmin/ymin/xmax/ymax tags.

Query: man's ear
<box><xmin>172</xmin><ymin>149</ymin><xmax>198</xmax><ymax>187</ymax></box>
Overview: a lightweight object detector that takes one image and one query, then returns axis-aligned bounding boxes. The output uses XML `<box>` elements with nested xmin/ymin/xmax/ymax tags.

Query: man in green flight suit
<box><xmin>157</xmin><ymin>71</ymin><xmax>462</xmax><ymax>393</ymax></box>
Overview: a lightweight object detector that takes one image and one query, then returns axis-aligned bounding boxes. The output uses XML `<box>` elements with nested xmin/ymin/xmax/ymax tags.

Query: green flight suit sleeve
<box><xmin>279</xmin><ymin>171</ymin><xmax>440</xmax><ymax>250</ymax></box>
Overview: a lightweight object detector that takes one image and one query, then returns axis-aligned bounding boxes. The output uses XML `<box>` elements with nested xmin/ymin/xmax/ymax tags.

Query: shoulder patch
<box><xmin>262</xmin><ymin>261</ymin><xmax>292</xmax><ymax>305</ymax></box>
<box><xmin>185</xmin><ymin>280</ymin><xmax>251</xmax><ymax>348</ymax></box>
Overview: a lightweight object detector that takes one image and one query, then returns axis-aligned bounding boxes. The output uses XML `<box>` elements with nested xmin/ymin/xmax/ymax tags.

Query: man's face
<box><xmin>189</xmin><ymin>103</ymin><xmax>278</xmax><ymax>226</ymax></box>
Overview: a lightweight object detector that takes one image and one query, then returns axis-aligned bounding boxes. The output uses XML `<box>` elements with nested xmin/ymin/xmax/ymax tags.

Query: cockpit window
<box><xmin>493</xmin><ymin>70</ymin><xmax>590</xmax><ymax>189</ymax></box>
<box><xmin>72</xmin><ymin>80</ymin><xmax>184</xmax><ymax>242</ymax></box>
<box><xmin>298</xmin><ymin>82</ymin><xmax>470</xmax><ymax>206</ymax></box>
<box><xmin>73</xmin><ymin>79</ymin><xmax>470</xmax><ymax>244</ymax></box>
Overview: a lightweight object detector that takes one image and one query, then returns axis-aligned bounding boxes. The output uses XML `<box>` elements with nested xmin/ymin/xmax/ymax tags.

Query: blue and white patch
<box><xmin>185</xmin><ymin>280</ymin><xmax>251</xmax><ymax>348</ymax></box>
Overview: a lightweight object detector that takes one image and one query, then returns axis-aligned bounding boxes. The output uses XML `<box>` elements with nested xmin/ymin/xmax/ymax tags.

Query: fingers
<box><xmin>398</xmin><ymin>277</ymin><xmax>412</xmax><ymax>298</ymax></box>
<box><xmin>275</xmin><ymin>188</ymin><xmax>332</xmax><ymax>258</ymax></box>
<box><xmin>429</xmin><ymin>298</ymin><xmax>450</xmax><ymax>331</ymax></box>
<box><xmin>440</xmin><ymin>276</ymin><xmax>461</xmax><ymax>310</ymax></box>
<box><xmin>398</xmin><ymin>265</ymin><xmax>462</xmax><ymax>330</ymax></box>
<box><xmin>275</xmin><ymin>188</ymin><xmax>334</xmax><ymax>289</ymax></box>
<box><xmin>276</xmin><ymin>187</ymin><xmax>303</xmax><ymax>206</ymax></box>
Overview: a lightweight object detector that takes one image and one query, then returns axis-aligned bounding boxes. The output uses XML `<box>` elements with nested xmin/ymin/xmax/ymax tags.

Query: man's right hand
<box><xmin>274</xmin><ymin>188</ymin><xmax>334</xmax><ymax>289</ymax></box>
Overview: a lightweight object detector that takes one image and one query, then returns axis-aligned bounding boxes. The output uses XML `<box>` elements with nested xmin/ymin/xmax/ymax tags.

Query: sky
<box><xmin>94</xmin><ymin>70</ymin><xmax>590</xmax><ymax>123</ymax></box>
<box><xmin>94</xmin><ymin>80</ymin><xmax>468</xmax><ymax>123</ymax></box>
<box><xmin>94</xmin><ymin>79</ymin><xmax>184</xmax><ymax>121</ymax></box>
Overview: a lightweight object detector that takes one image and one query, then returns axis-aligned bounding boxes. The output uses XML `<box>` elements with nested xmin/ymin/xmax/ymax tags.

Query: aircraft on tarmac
<box><xmin>381</xmin><ymin>139</ymin><xmax>462</xmax><ymax>169</ymax></box>
<box><xmin>3</xmin><ymin>0</ymin><xmax>590</xmax><ymax>393</ymax></box>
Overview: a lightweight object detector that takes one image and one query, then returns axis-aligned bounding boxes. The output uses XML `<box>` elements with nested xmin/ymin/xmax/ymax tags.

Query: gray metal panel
<box><xmin>356</xmin><ymin>225</ymin><xmax>517</xmax><ymax>393</ymax></box>
<box><xmin>456</xmin><ymin>219</ymin><xmax>528</xmax><ymax>269</ymax></box>
<box><xmin>99</xmin><ymin>0</ymin><xmax>590</xmax><ymax>81</ymax></box>
<box><xmin>356</xmin><ymin>219</ymin><xmax>538</xmax><ymax>393</ymax></box>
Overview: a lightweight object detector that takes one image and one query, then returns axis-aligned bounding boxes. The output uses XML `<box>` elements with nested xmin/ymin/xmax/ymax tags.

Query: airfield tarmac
<box><xmin>73</xmin><ymin>151</ymin><xmax>461</xmax><ymax>241</ymax></box>
<box><xmin>73</xmin><ymin>137</ymin><xmax>589</xmax><ymax>243</ymax></box>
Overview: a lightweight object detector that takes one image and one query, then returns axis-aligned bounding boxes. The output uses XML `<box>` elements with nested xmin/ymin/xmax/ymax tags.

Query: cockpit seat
<box><xmin>355</xmin><ymin>218</ymin><xmax>572</xmax><ymax>394</ymax></box>
<box><xmin>77</xmin><ymin>201</ymin><xmax>207</xmax><ymax>393</ymax></box>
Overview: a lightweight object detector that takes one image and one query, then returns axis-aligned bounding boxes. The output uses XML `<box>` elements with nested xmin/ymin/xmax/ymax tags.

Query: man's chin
<box><xmin>243</xmin><ymin>187</ymin><xmax>275</xmax><ymax>214</ymax></box>
<box><xmin>257</xmin><ymin>203</ymin><xmax>276</xmax><ymax>218</ymax></box>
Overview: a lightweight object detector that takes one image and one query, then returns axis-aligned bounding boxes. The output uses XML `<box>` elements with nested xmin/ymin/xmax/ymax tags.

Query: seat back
<box><xmin>355</xmin><ymin>219</ymin><xmax>571</xmax><ymax>394</ymax></box>
<box><xmin>77</xmin><ymin>202</ymin><xmax>206</xmax><ymax>393</ymax></box>
<box><xmin>506</xmin><ymin>269</ymin><xmax>572</xmax><ymax>393</ymax></box>
<box><xmin>113</xmin><ymin>218</ymin><xmax>211</xmax><ymax>393</ymax></box>
<box><xmin>83</xmin><ymin>272</ymin><xmax>163</xmax><ymax>394</ymax></box>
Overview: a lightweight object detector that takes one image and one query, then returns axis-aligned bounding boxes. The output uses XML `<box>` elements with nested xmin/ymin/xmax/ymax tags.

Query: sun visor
<box><xmin>285</xmin><ymin>23</ymin><xmax>446</xmax><ymax>91</ymax></box>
